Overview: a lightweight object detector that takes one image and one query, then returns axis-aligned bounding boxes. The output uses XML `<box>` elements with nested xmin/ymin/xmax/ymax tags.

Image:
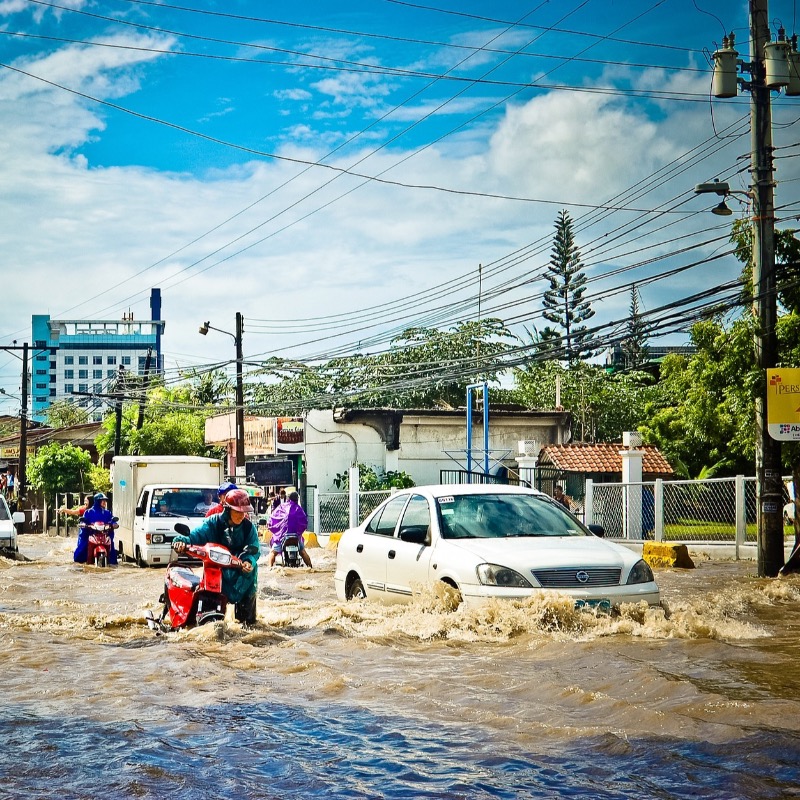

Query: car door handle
<box><xmin>388</xmin><ymin>550</ymin><xmax>396</xmax><ymax>559</ymax></box>
<box><xmin>356</xmin><ymin>544</ymin><xmax>364</xmax><ymax>553</ymax></box>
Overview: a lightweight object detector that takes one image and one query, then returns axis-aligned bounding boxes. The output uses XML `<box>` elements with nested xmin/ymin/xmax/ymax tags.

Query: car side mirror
<box><xmin>12</xmin><ymin>512</ymin><xmax>25</xmax><ymax>525</ymax></box>
<box><xmin>173</xmin><ymin>522</ymin><xmax>191</xmax><ymax>536</ymax></box>
<box><xmin>399</xmin><ymin>527</ymin><xmax>428</xmax><ymax>545</ymax></box>
<box><xmin>587</xmin><ymin>524</ymin><xmax>605</xmax><ymax>538</ymax></box>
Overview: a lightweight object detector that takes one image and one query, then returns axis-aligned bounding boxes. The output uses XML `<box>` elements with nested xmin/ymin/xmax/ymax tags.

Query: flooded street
<box><xmin>2</xmin><ymin>534</ymin><xmax>800</xmax><ymax>799</ymax></box>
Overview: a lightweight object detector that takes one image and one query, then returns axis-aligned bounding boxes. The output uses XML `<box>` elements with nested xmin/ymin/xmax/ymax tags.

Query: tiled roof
<box><xmin>538</xmin><ymin>442</ymin><xmax>674</xmax><ymax>476</ymax></box>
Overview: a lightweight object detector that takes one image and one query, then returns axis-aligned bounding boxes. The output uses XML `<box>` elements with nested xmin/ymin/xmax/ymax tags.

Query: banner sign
<box><xmin>767</xmin><ymin>368</ymin><xmax>800</xmax><ymax>440</ymax></box>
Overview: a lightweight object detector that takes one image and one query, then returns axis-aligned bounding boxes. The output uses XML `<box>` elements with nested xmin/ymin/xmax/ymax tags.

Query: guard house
<box><xmin>31</xmin><ymin>289</ymin><xmax>165</xmax><ymax>423</ymax></box>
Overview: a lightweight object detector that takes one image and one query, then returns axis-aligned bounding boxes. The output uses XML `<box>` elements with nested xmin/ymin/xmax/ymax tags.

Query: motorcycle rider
<box><xmin>74</xmin><ymin>492</ymin><xmax>119</xmax><ymax>565</ymax></box>
<box><xmin>204</xmin><ymin>481</ymin><xmax>238</xmax><ymax>518</ymax></box>
<box><xmin>267</xmin><ymin>490</ymin><xmax>312</xmax><ymax>568</ymax></box>
<box><xmin>172</xmin><ymin>488</ymin><xmax>260</xmax><ymax>626</ymax></box>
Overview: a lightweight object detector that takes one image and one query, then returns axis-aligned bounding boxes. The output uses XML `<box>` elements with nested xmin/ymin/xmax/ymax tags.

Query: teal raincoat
<box><xmin>173</xmin><ymin>510</ymin><xmax>260</xmax><ymax>603</ymax></box>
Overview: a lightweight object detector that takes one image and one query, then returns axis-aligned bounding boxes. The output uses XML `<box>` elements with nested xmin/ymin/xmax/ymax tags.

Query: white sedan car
<box><xmin>335</xmin><ymin>484</ymin><xmax>660</xmax><ymax>608</ymax></box>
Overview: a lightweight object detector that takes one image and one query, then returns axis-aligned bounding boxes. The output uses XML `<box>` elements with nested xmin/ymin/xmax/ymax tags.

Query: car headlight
<box><xmin>626</xmin><ymin>559</ymin><xmax>655</xmax><ymax>585</ymax></box>
<box><xmin>476</xmin><ymin>563</ymin><xmax>533</xmax><ymax>588</ymax></box>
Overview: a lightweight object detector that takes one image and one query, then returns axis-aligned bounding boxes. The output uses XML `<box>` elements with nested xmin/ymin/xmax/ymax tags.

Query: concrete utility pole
<box><xmin>235</xmin><ymin>311</ymin><xmax>245</xmax><ymax>473</ymax></box>
<box><xmin>750</xmin><ymin>0</ymin><xmax>784</xmax><ymax>577</ymax></box>
<box><xmin>18</xmin><ymin>343</ymin><xmax>28</xmax><ymax>505</ymax></box>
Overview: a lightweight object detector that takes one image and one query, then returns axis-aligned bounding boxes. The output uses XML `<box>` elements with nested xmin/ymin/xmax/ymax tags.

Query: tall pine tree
<box><xmin>542</xmin><ymin>209</ymin><xmax>595</xmax><ymax>364</ymax></box>
<box><xmin>621</xmin><ymin>285</ymin><xmax>649</xmax><ymax>368</ymax></box>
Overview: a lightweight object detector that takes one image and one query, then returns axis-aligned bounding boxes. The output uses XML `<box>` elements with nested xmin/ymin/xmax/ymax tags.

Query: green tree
<box><xmin>621</xmin><ymin>285</ymin><xmax>649</xmax><ymax>369</ymax></box>
<box><xmin>130</xmin><ymin>412</ymin><xmax>207</xmax><ymax>456</ymax></box>
<box><xmin>333</xmin><ymin>463</ymin><xmax>415</xmax><ymax>490</ymax></box>
<box><xmin>43</xmin><ymin>400</ymin><xmax>89</xmax><ymax>429</ymax></box>
<box><xmin>251</xmin><ymin>319</ymin><xmax>516</xmax><ymax>412</ymax></box>
<box><xmin>513</xmin><ymin>361</ymin><xmax>657</xmax><ymax>443</ymax></box>
<box><xmin>542</xmin><ymin>210</ymin><xmax>595</xmax><ymax>364</ymax></box>
<box><xmin>27</xmin><ymin>442</ymin><xmax>93</xmax><ymax>494</ymax></box>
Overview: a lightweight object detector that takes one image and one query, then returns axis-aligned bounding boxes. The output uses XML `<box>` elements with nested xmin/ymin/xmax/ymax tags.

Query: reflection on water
<box><xmin>1</xmin><ymin>535</ymin><xmax>800</xmax><ymax>798</ymax></box>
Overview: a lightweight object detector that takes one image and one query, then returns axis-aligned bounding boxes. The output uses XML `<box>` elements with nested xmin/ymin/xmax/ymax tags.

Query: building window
<box><xmin>35</xmin><ymin>369</ymin><xmax>47</xmax><ymax>375</ymax></box>
<box><xmin>49</xmin><ymin>388</ymin><xmax>56</xmax><ymax>397</ymax></box>
<box><xmin>65</xmin><ymin>356</ymin><xmax>74</xmax><ymax>365</ymax></box>
<box><xmin>79</xmin><ymin>383</ymin><xmax>88</xmax><ymax>393</ymax></box>
<box><xmin>122</xmin><ymin>356</ymin><xmax>131</xmax><ymax>366</ymax></box>
<box><xmin>65</xmin><ymin>370</ymin><xmax>74</xmax><ymax>379</ymax></box>
<box><xmin>79</xmin><ymin>356</ymin><xmax>88</xmax><ymax>365</ymax></box>
<box><xmin>93</xmin><ymin>370</ymin><xmax>102</xmax><ymax>379</ymax></box>
<box><xmin>79</xmin><ymin>369</ymin><xmax>88</xmax><ymax>379</ymax></box>
<box><xmin>35</xmin><ymin>383</ymin><xmax>47</xmax><ymax>390</ymax></box>
<box><xmin>107</xmin><ymin>356</ymin><xmax>117</xmax><ymax>365</ymax></box>
<box><xmin>50</xmin><ymin>361</ymin><xmax>56</xmax><ymax>370</ymax></box>
<box><xmin>106</xmin><ymin>370</ymin><xmax>115</xmax><ymax>379</ymax></box>
<box><xmin>93</xmin><ymin>356</ymin><xmax>102</xmax><ymax>365</ymax></box>
<box><xmin>94</xmin><ymin>383</ymin><xmax>102</xmax><ymax>393</ymax></box>
<box><xmin>64</xmin><ymin>384</ymin><xmax>74</xmax><ymax>394</ymax></box>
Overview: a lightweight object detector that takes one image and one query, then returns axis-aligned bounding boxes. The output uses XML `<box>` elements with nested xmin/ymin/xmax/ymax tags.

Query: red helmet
<box><xmin>222</xmin><ymin>488</ymin><xmax>254</xmax><ymax>513</ymax></box>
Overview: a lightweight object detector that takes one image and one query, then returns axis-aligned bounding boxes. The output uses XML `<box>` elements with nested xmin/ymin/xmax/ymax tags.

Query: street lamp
<box><xmin>199</xmin><ymin>313</ymin><xmax>245</xmax><ymax>475</ymax></box>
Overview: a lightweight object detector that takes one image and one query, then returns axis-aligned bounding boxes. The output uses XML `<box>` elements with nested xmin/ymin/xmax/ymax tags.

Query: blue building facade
<box><xmin>31</xmin><ymin>289</ymin><xmax>164</xmax><ymax>423</ymax></box>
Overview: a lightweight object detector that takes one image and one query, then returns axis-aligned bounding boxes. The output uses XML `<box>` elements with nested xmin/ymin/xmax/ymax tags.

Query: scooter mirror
<box><xmin>173</xmin><ymin>522</ymin><xmax>191</xmax><ymax>536</ymax></box>
<box><xmin>240</xmin><ymin>544</ymin><xmax>259</xmax><ymax>557</ymax></box>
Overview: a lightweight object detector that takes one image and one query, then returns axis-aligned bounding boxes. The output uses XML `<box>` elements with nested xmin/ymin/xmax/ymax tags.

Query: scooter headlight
<box><xmin>209</xmin><ymin>549</ymin><xmax>233</xmax><ymax>566</ymax></box>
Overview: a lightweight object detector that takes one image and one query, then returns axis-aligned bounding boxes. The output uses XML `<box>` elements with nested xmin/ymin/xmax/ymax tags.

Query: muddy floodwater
<box><xmin>1</xmin><ymin>534</ymin><xmax>800</xmax><ymax>799</ymax></box>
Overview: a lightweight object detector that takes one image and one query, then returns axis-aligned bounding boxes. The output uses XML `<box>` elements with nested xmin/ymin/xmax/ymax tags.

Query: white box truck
<box><xmin>111</xmin><ymin>455</ymin><xmax>225</xmax><ymax>567</ymax></box>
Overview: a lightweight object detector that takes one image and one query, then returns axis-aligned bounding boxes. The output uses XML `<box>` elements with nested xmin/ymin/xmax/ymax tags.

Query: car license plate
<box><xmin>575</xmin><ymin>599</ymin><xmax>612</xmax><ymax>613</ymax></box>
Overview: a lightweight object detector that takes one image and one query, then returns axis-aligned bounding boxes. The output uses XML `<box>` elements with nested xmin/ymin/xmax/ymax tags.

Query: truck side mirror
<box><xmin>135</xmin><ymin>506</ymin><xmax>145</xmax><ymax>517</ymax></box>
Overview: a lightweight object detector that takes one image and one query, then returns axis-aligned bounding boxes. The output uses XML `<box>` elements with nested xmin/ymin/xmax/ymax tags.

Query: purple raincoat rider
<box><xmin>74</xmin><ymin>492</ymin><xmax>119</xmax><ymax>565</ymax></box>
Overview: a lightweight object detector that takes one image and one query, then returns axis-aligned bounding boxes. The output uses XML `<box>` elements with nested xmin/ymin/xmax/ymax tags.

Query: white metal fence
<box><xmin>311</xmin><ymin>489</ymin><xmax>391</xmax><ymax>535</ymax></box>
<box><xmin>585</xmin><ymin>476</ymin><xmax>786</xmax><ymax>549</ymax></box>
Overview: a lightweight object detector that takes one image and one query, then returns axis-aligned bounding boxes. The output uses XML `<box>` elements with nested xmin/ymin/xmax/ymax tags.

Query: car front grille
<box><xmin>532</xmin><ymin>568</ymin><xmax>622</xmax><ymax>588</ymax></box>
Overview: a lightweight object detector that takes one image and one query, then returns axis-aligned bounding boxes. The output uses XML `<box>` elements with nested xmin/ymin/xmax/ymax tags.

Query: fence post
<box><xmin>349</xmin><ymin>465</ymin><xmax>359</xmax><ymax>529</ymax></box>
<box><xmin>735</xmin><ymin>474</ymin><xmax>745</xmax><ymax>559</ymax></box>
<box><xmin>654</xmin><ymin>479</ymin><xmax>664</xmax><ymax>542</ymax></box>
<box><xmin>584</xmin><ymin>479</ymin><xmax>594</xmax><ymax>525</ymax></box>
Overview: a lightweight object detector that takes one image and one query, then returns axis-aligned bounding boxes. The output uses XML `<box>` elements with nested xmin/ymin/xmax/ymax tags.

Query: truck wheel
<box><xmin>135</xmin><ymin>546</ymin><xmax>147</xmax><ymax>568</ymax></box>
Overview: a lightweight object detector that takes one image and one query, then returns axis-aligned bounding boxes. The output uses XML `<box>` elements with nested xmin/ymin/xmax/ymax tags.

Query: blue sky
<box><xmin>0</xmin><ymin>0</ymin><xmax>798</xmax><ymax>413</ymax></box>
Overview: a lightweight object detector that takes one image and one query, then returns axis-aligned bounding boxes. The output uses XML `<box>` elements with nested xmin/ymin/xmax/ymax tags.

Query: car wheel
<box><xmin>346</xmin><ymin>575</ymin><xmax>366</xmax><ymax>601</ymax></box>
<box><xmin>439</xmin><ymin>580</ymin><xmax>462</xmax><ymax>611</ymax></box>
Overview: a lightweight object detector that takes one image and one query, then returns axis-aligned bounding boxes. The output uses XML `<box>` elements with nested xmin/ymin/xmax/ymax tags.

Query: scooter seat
<box><xmin>170</xmin><ymin>566</ymin><xmax>202</xmax><ymax>590</ymax></box>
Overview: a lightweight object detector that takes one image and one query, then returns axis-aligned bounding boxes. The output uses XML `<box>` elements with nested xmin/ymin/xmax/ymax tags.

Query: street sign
<box><xmin>767</xmin><ymin>368</ymin><xmax>800</xmax><ymax>440</ymax></box>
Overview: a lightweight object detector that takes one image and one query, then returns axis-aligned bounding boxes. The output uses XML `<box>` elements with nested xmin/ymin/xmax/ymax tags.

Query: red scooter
<box><xmin>81</xmin><ymin>519</ymin><xmax>117</xmax><ymax>568</ymax></box>
<box><xmin>145</xmin><ymin>524</ymin><xmax>257</xmax><ymax>633</ymax></box>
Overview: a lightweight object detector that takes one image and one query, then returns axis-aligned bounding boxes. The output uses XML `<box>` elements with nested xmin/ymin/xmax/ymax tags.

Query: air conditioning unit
<box><xmin>622</xmin><ymin>431</ymin><xmax>642</xmax><ymax>448</ymax></box>
<box><xmin>518</xmin><ymin>440</ymin><xmax>538</xmax><ymax>457</ymax></box>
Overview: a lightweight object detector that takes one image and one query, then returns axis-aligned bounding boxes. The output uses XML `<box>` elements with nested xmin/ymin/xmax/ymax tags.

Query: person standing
<box><xmin>268</xmin><ymin>491</ymin><xmax>312</xmax><ymax>568</ymax></box>
<box><xmin>552</xmin><ymin>485</ymin><xmax>571</xmax><ymax>511</ymax></box>
<box><xmin>60</xmin><ymin>494</ymin><xmax>93</xmax><ymax>518</ymax></box>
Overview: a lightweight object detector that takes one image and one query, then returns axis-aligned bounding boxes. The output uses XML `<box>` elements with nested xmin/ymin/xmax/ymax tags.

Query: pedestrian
<box><xmin>31</xmin><ymin>506</ymin><xmax>40</xmax><ymax>533</ymax></box>
<box><xmin>60</xmin><ymin>494</ymin><xmax>93</xmax><ymax>518</ymax></box>
<box><xmin>268</xmin><ymin>490</ymin><xmax>312</xmax><ymax>568</ymax></box>
<box><xmin>553</xmin><ymin>485</ymin><xmax>571</xmax><ymax>511</ymax></box>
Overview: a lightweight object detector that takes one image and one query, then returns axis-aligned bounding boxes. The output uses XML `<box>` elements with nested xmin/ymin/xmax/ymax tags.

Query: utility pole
<box><xmin>114</xmin><ymin>364</ymin><xmax>124</xmax><ymax>457</ymax></box>
<box><xmin>750</xmin><ymin>0</ymin><xmax>784</xmax><ymax>577</ymax></box>
<box><xmin>704</xmin><ymin>0</ymin><xmax>794</xmax><ymax>576</ymax></box>
<box><xmin>18</xmin><ymin>343</ymin><xmax>28</xmax><ymax>506</ymax></box>
<box><xmin>235</xmin><ymin>311</ymin><xmax>245</xmax><ymax>472</ymax></box>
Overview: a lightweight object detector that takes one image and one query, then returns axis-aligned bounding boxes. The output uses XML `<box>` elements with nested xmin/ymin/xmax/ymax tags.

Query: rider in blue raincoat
<box><xmin>74</xmin><ymin>492</ymin><xmax>119</xmax><ymax>565</ymax></box>
<box><xmin>172</xmin><ymin>488</ymin><xmax>260</xmax><ymax>625</ymax></box>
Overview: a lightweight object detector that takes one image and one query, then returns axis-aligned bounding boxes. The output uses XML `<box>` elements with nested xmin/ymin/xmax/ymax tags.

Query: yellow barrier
<box><xmin>643</xmin><ymin>542</ymin><xmax>695</xmax><ymax>569</ymax></box>
<box><xmin>304</xmin><ymin>532</ymin><xmax>319</xmax><ymax>548</ymax></box>
<box><xmin>327</xmin><ymin>531</ymin><xmax>343</xmax><ymax>549</ymax></box>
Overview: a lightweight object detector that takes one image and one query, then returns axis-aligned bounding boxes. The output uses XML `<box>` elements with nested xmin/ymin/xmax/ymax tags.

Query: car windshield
<box><xmin>436</xmin><ymin>493</ymin><xmax>588</xmax><ymax>539</ymax></box>
<box><xmin>150</xmin><ymin>488</ymin><xmax>216</xmax><ymax>518</ymax></box>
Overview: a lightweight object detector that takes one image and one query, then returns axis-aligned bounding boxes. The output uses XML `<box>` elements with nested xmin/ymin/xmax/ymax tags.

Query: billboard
<box><xmin>276</xmin><ymin>417</ymin><xmax>304</xmax><ymax>453</ymax></box>
<box><xmin>767</xmin><ymin>368</ymin><xmax>800</xmax><ymax>440</ymax></box>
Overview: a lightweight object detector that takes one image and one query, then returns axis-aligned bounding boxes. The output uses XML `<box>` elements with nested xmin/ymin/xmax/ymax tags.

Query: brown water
<box><xmin>1</xmin><ymin>534</ymin><xmax>799</xmax><ymax>799</ymax></box>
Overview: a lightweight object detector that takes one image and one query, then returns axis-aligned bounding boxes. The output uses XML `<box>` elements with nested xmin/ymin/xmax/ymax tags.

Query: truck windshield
<box><xmin>150</xmin><ymin>488</ymin><xmax>217</xmax><ymax>518</ymax></box>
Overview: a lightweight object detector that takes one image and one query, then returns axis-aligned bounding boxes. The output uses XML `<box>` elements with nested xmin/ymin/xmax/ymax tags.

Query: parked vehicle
<box><xmin>112</xmin><ymin>456</ymin><xmax>225</xmax><ymax>567</ymax></box>
<box><xmin>145</xmin><ymin>524</ymin><xmax>257</xmax><ymax>632</ymax></box>
<box><xmin>334</xmin><ymin>484</ymin><xmax>661</xmax><ymax>609</ymax></box>
<box><xmin>82</xmin><ymin>519</ymin><xmax>116</xmax><ymax>568</ymax></box>
<box><xmin>0</xmin><ymin>495</ymin><xmax>23</xmax><ymax>553</ymax></box>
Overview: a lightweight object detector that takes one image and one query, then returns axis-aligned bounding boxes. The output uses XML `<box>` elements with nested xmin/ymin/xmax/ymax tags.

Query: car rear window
<box><xmin>436</xmin><ymin>493</ymin><xmax>587</xmax><ymax>539</ymax></box>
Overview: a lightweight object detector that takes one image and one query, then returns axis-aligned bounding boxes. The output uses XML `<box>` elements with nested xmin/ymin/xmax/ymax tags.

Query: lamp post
<box><xmin>199</xmin><ymin>313</ymin><xmax>245</xmax><ymax>474</ymax></box>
